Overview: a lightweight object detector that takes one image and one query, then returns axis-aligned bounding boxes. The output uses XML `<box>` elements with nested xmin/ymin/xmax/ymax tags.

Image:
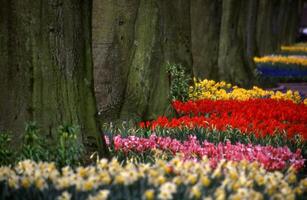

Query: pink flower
<box><xmin>109</xmin><ymin>135</ymin><xmax>305</xmax><ymax>171</ymax></box>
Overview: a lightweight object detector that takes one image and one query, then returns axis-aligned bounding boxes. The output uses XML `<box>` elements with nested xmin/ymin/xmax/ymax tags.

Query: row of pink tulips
<box><xmin>110</xmin><ymin>135</ymin><xmax>305</xmax><ymax>171</ymax></box>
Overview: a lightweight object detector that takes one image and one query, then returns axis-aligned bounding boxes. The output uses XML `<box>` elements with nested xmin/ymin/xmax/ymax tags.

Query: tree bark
<box><xmin>92</xmin><ymin>0</ymin><xmax>193</xmax><ymax>122</ymax></box>
<box><xmin>246</xmin><ymin>0</ymin><xmax>259</xmax><ymax>73</ymax></box>
<box><xmin>0</xmin><ymin>0</ymin><xmax>108</xmax><ymax>157</ymax></box>
<box><xmin>256</xmin><ymin>0</ymin><xmax>276</xmax><ymax>55</ymax></box>
<box><xmin>92</xmin><ymin>0</ymin><xmax>139</xmax><ymax>121</ymax></box>
<box><xmin>218</xmin><ymin>0</ymin><xmax>252</xmax><ymax>86</ymax></box>
<box><xmin>191</xmin><ymin>0</ymin><xmax>222</xmax><ymax>80</ymax></box>
<box><xmin>146</xmin><ymin>0</ymin><xmax>192</xmax><ymax>119</ymax></box>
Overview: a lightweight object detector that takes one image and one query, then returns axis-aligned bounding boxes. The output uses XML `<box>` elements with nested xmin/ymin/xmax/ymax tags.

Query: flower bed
<box><xmin>254</xmin><ymin>56</ymin><xmax>307</xmax><ymax>66</ymax></box>
<box><xmin>168</xmin><ymin>99</ymin><xmax>307</xmax><ymax>139</ymax></box>
<box><xmin>189</xmin><ymin>79</ymin><xmax>305</xmax><ymax>103</ymax></box>
<box><xmin>2</xmin><ymin>70</ymin><xmax>307</xmax><ymax>199</ymax></box>
<box><xmin>1</xmin><ymin>158</ymin><xmax>306</xmax><ymax>200</ymax></box>
<box><xmin>111</xmin><ymin>135</ymin><xmax>305</xmax><ymax>171</ymax></box>
<box><xmin>256</xmin><ymin>64</ymin><xmax>307</xmax><ymax>78</ymax></box>
<box><xmin>281</xmin><ymin>45</ymin><xmax>307</xmax><ymax>53</ymax></box>
<box><xmin>254</xmin><ymin>51</ymin><xmax>307</xmax><ymax>82</ymax></box>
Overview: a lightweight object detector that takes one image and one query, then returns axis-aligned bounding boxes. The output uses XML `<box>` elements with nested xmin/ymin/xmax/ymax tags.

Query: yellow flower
<box><xmin>98</xmin><ymin>171</ymin><xmax>111</xmax><ymax>184</ymax></box>
<box><xmin>144</xmin><ymin>189</ymin><xmax>155</xmax><ymax>200</ymax></box>
<box><xmin>56</xmin><ymin>176</ymin><xmax>73</xmax><ymax>190</ymax></box>
<box><xmin>157</xmin><ymin>190</ymin><xmax>173</xmax><ymax>200</ymax></box>
<box><xmin>57</xmin><ymin>191</ymin><xmax>71</xmax><ymax>200</ymax></box>
<box><xmin>157</xmin><ymin>175</ymin><xmax>166</xmax><ymax>185</ymax></box>
<box><xmin>266</xmin><ymin>185</ymin><xmax>277</xmax><ymax>195</ymax></box>
<box><xmin>76</xmin><ymin>167</ymin><xmax>88</xmax><ymax>178</ymax></box>
<box><xmin>1</xmin><ymin>157</ymin><xmax>306</xmax><ymax>199</ymax></box>
<box><xmin>299</xmin><ymin>178</ymin><xmax>307</xmax><ymax>188</ymax></box>
<box><xmin>98</xmin><ymin>159</ymin><xmax>108</xmax><ymax>169</ymax></box>
<box><xmin>214</xmin><ymin>188</ymin><xmax>226</xmax><ymax>200</ymax></box>
<box><xmin>200</xmin><ymin>176</ymin><xmax>211</xmax><ymax>187</ymax></box>
<box><xmin>294</xmin><ymin>187</ymin><xmax>303</xmax><ymax>195</ymax></box>
<box><xmin>83</xmin><ymin>180</ymin><xmax>95</xmax><ymax>191</ymax></box>
<box><xmin>255</xmin><ymin>175</ymin><xmax>265</xmax><ymax>186</ymax></box>
<box><xmin>21</xmin><ymin>177</ymin><xmax>31</xmax><ymax>188</ymax></box>
<box><xmin>114</xmin><ymin>175</ymin><xmax>125</xmax><ymax>185</ymax></box>
<box><xmin>34</xmin><ymin>177</ymin><xmax>46</xmax><ymax>190</ymax></box>
<box><xmin>229</xmin><ymin>170</ymin><xmax>238</xmax><ymax>180</ymax></box>
<box><xmin>160</xmin><ymin>182</ymin><xmax>177</xmax><ymax>193</ymax></box>
<box><xmin>62</xmin><ymin>166</ymin><xmax>73</xmax><ymax>177</ymax></box>
<box><xmin>187</xmin><ymin>174</ymin><xmax>198</xmax><ymax>185</ymax></box>
<box><xmin>231</xmin><ymin>181</ymin><xmax>240</xmax><ymax>191</ymax></box>
<box><xmin>87</xmin><ymin>189</ymin><xmax>110</xmax><ymax>200</ymax></box>
<box><xmin>190</xmin><ymin>185</ymin><xmax>202</xmax><ymax>199</ymax></box>
<box><xmin>286</xmin><ymin>173</ymin><xmax>297</xmax><ymax>184</ymax></box>
<box><xmin>281</xmin><ymin>46</ymin><xmax>307</xmax><ymax>52</ymax></box>
<box><xmin>254</xmin><ymin>55</ymin><xmax>307</xmax><ymax>66</ymax></box>
<box><xmin>8</xmin><ymin>175</ymin><xmax>19</xmax><ymax>189</ymax></box>
<box><xmin>189</xmin><ymin>78</ymin><xmax>305</xmax><ymax>103</ymax></box>
<box><xmin>172</xmin><ymin>176</ymin><xmax>183</xmax><ymax>185</ymax></box>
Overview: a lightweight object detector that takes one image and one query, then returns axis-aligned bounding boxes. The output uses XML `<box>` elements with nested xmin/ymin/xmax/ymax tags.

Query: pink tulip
<box><xmin>108</xmin><ymin>135</ymin><xmax>305</xmax><ymax>171</ymax></box>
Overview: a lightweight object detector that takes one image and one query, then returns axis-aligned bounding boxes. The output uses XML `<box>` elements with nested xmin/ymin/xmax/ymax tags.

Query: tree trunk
<box><xmin>0</xmin><ymin>0</ymin><xmax>108</xmax><ymax>157</ymax></box>
<box><xmin>146</xmin><ymin>0</ymin><xmax>192</xmax><ymax>119</ymax></box>
<box><xmin>246</xmin><ymin>0</ymin><xmax>259</xmax><ymax>73</ymax></box>
<box><xmin>92</xmin><ymin>0</ymin><xmax>139</xmax><ymax>121</ymax></box>
<box><xmin>92</xmin><ymin>0</ymin><xmax>193</xmax><ymax>122</ymax></box>
<box><xmin>256</xmin><ymin>0</ymin><xmax>276</xmax><ymax>55</ymax></box>
<box><xmin>191</xmin><ymin>0</ymin><xmax>222</xmax><ymax>80</ymax></box>
<box><xmin>282</xmin><ymin>0</ymin><xmax>302</xmax><ymax>44</ymax></box>
<box><xmin>218</xmin><ymin>0</ymin><xmax>252</xmax><ymax>86</ymax></box>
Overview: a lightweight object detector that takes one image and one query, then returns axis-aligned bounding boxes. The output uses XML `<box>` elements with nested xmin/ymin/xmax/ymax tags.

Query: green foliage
<box><xmin>1</xmin><ymin>122</ymin><xmax>84</xmax><ymax>167</ymax></box>
<box><xmin>167</xmin><ymin>63</ymin><xmax>191</xmax><ymax>102</ymax></box>
<box><xmin>55</xmin><ymin>124</ymin><xmax>84</xmax><ymax>167</ymax></box>
<box><xmin>0</xmin><ymin>132</ymin><xmax>13</xmax><ymax>166</ymax></box>
<box><xmin>19</xmin><ymin>122</ymin><xmax>48</xmax><ymax>162</ymax></box>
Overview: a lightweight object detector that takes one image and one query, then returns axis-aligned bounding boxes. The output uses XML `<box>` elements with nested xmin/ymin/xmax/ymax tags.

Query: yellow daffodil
<box><xmin>57</xmin><ymin>191</ymin><xmax>71</xmax><ymax>200</ymax></box>
<box><xmin>281</xmin><ymin>46</ymin><xmax>307</xmax><ymax>52</ymax></box>
<box><xmin>144</xmin><ymin>189</ymin><xmax>155</xmax><ymax>200</ymax></box>
<box><xmin>189</xmin><ymin>78</ymin><xmax>306</xmax><ymax>103</ymax></box>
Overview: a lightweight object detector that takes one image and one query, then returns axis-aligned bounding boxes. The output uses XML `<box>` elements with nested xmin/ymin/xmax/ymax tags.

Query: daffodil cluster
<box><xmin>0</xmin><ymin>158</ymin><xmax>306</xmax><ymax>200</ymax></box>
<box><xmin>254</xmin><ymin>56</ymin><xmax>307</xmax><ymax>66</ymax></box>
<box><xmin>188</xmin><ymin>78</ymin><xmax>305</xmax><ymax>104</ymax></box>
<box><xmin>281</xmin><ymin>46</ymin><xmax>307</xmax><ymax>52</ymax></box>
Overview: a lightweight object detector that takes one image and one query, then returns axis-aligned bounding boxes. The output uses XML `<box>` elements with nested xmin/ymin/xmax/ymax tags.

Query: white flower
<box><xmin>160</xmin><ymin>182</ymin><xmax>177</xmax><ymax>193</ymax></box>
<box><xmin>87</xmin><ymin>189</ymin><xmax>110</xmax><ymax>200</ymax></box>
<box><xmin>57</xmin><ymin>191</ymin><xmax>71</xmax><ymax>200</ymax></box>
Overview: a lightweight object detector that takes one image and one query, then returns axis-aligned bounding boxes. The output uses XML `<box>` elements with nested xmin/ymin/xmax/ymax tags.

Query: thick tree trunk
<box><xmin>256</xmin><ymin>0</ymin><xmax>276</xmax><ymax>55</ymax></box>
<box><xmin>0</xmin><ymin>0</ymin><xmax>33</xmax><ymax>142</ymax></box>
<box><xmin>92</xmin><ymin>0</ymin><xmax>139</xmax><ymax>121</ymax></box>
<box><xmin>282</xmin><ymin>0</ymin><xmax>302</xmax><ymax>44</ymax></box>
<box><xmin>218</xmin><ymin>0</ymin><xmax>252</xmax><ymax>86</ymax></box>
<box><xmin>191</xmin><ymin>0</ymin><xmax>222</xmax><ymax>80</ymax></box>
<box><xmin>256</xmin><ymin>0</ymin><xmax>302</xmax><ymax>53</ymax></box>
<box><xmin>2</xmin><ymin>0</ymin><xmax>302</xmax><ymax>139</ymax></box>
<box><xmin>146</xmin><ymin>0</ymin><xmax>192</xmax><ymax>119</ymax></box>
<box><xmin>119</xmin><ymin>0</ymin><xmax>161</xmax><ymax>120</ymax></box>
<box><xmin>0</xmin><ymin>0</ymin><xmax>108</xmax><ymax>157</ymax></box>
<box><xmin>92</xmin><ymin>0</ymin><xmax>193</xmax><ymax>122</ymax></box>
<box><xmin>246</xmin><ymin>0</ymin><xmax>259</xmax><ymax>73</ymax></box>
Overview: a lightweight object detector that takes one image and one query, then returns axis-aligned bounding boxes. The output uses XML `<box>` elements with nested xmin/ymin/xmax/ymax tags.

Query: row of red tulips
<box><xmin>140</xmin><ymin>99</ymin><xmax>307</xmax><ymax>139</ymax></box>
<box><xmin>141</xmin><ymin>116</ymin><xmax>306</xmax><ymax>139</ymax></box>
<box><xmin>172</xmin><ymin>99</ymin><xmax>307</xmax><ymax>122</ymax></box>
